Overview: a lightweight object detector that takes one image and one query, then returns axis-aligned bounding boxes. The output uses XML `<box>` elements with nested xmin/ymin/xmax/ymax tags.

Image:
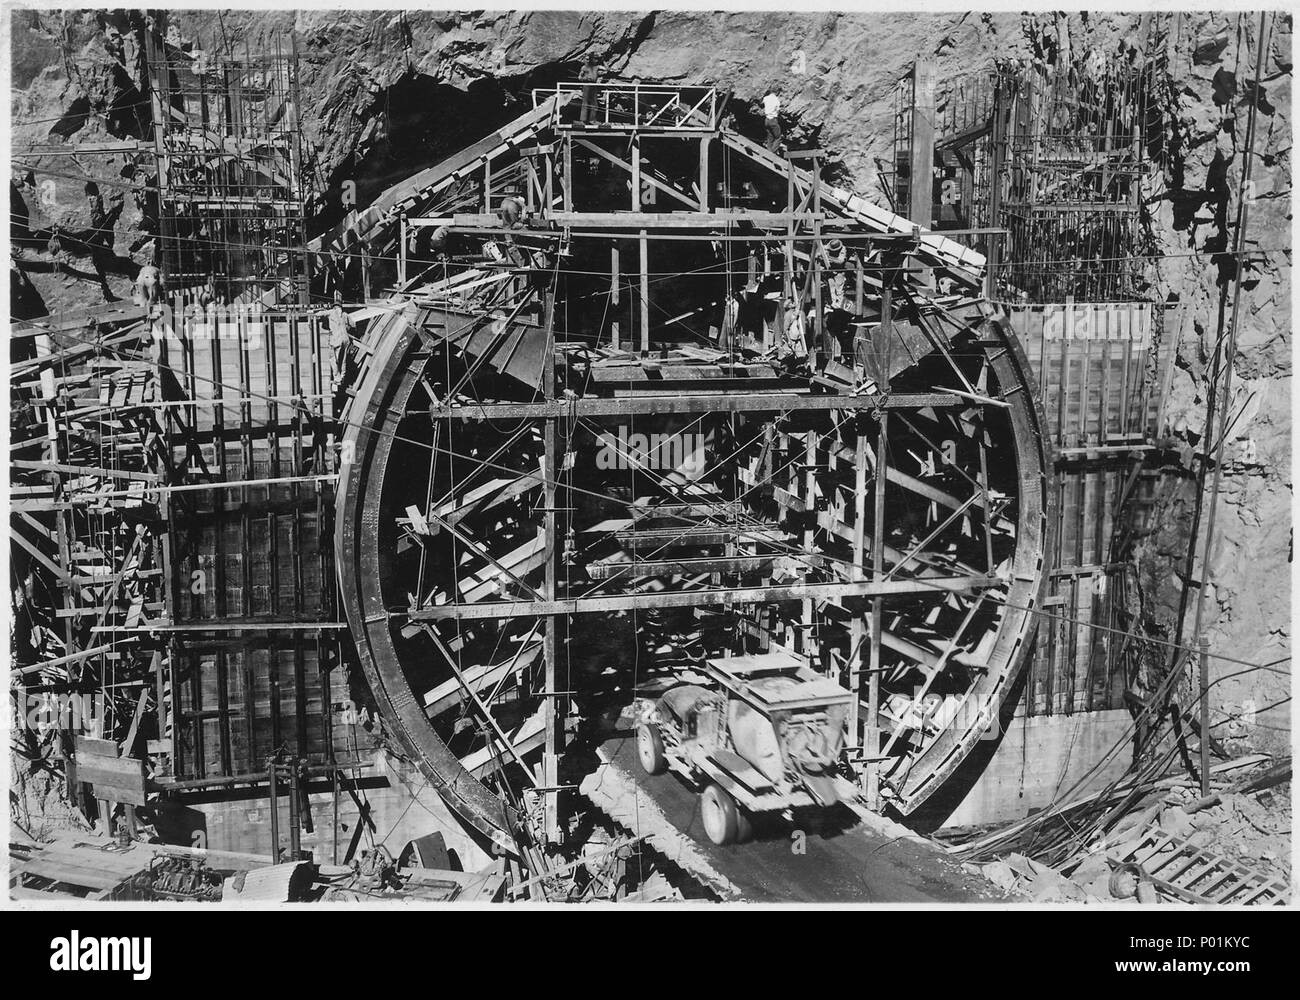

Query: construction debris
<box><xmin>951</xmin><ymin>755</ymin><xmax>1291</xmax><ymax>905</ymax></box>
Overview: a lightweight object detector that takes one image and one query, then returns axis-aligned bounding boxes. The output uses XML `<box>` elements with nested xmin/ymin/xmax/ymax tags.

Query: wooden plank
<box><xmin>9</xmin><ymin>526</ymin><xmax>71</xmax><ymax>583</ymax></box>
<box><xmin>908</xmin><ymin>59</ymin><xmax>936</xmax><ymax>228</ymax></box>
<box><xmin>457</xmin><ymin>532</ymin><xmax>548</xmax><ymax>603</ymax></box>
<box><xmin>30</xmin><ymin>843</ymin><xmax>147</xmax><ymax>876</ymax></box>
<box><xmin>120</xmin><ymin>688</ymin><xmax>149</xmax><ymax>755</ymax></box>
<box><xmin>76</xmin><ymin>756</ymin><xmax>147</xmax><ymax>806</ymax></box>
<box><xmin>586</xmin><ymin>554</ymin><xmax>790</xmax><ymax>580</ymax></box>
<box><xmin>461</xmin><ymin>708</ymin><xmax>546</xmax><ymax>779</ymax></box>
<box><xmin>615</xmin><ymin>526</ymin><xmax>787</xmax><ymax>551</ymax></box>
<box><xmin>78</xmin><ymin>775</ymin><xmax>146</xmax><ymax>806</ymax></box>
<box><xmin>16</xmin><ymin>858</ymin><xmax>125</xmax><ymax>892</ymax></box>
<box><xmin>711</xmin><ymin>749</ymin><xmax>775</xmax><ymax>795</ymax></box>
<box><xmin>423</xmin><ymin>644</ymin><xmax>542</xmax><ymax>717</ymax></box>
<box><xmin>76</xmin><ymin>736</ymin><xmax>119</xmax><ymax>757</ymax></box>
<box><xmin>314</xmin><ymin>95</ymin><xmax>570</xmax><ymax>251</ymax></box>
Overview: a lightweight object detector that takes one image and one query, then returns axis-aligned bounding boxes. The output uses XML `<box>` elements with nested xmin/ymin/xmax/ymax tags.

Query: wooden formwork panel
<box><xmin>173</xmin><ymin>513</ymin><xmax>329</xmax><ymax>621</ymax></box>
<box><xmin>165</xmin><ymin>307</ymin><xmax>353</xmax><ymax>780</ymax></box>
<box><xmin>1003</xmin><ymin>301</ymin><xmax>1182</xmax><ymax>718</ymax></box>
<box><xmin>172</xmin><ymin>636</ymin><xmax>360</xmax><ymax>780</ymax></box>
<box><xmin>1001</xmin><ymin>301</ymin><xmax>1181</xmax><ymax>447</ymax></box>
<box><xmin>1026</xmin><ymin>462</ymin><xmax>1134</xmax><ymax>716</ymax></box>
<box><xmin>169</xmin><ymin>308</ymin><xmax>331</xmax><ymax>619</ymax></box>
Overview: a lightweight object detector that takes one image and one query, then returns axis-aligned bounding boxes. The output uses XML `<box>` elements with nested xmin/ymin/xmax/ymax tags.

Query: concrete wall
<box><xmin>939</xmin><ymin>709</ymin><xmax>1134</xmax><ymax>828</ymax></box>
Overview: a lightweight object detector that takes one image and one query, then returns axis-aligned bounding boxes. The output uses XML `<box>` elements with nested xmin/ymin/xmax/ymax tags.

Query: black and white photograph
<box><xmin>1</xmin><ymin>1</ymin><xmax>1294</xmax><ymax>945</ymax></box>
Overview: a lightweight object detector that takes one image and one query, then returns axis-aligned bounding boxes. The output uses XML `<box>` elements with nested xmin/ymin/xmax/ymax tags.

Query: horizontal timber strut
<box><xmin>410</xmin><ymin>212</ymin><xmax>1000</xmax><ymax>241</ymax></box>
<box><xmin>432</xmin><ymin>211</ymin><xmax>824</xmax><ymax>229</ymax></box>
<box><xmin>421</xmin><ymin>227</ymin><xmax>999</xmax><ymax>244</ymax></box>
<box><xmin>153</xmin><ymin>766</ymin><xmax>378</xmax><ymax>793</ymax></box>
<box><xmin>405</xmin><ymin>574</ymin><xmax>1000</xmax><ymax>621</ymax></box>
<box><xmin>13</xmin><ymin>642</ymin><xmax>129</xmax><ymax>676</ymax></box>
<box><xmin>91</xmin><ymin>622</ymin><xmax>348</xmax><ymax>633</ymax></box>
<box><xmin>53</xmin><ymin>474</ymin><xmax>338</xmax><ymax>502</ymax></box>
<box><xmin>428</xmin><ymin>392</ymin><xmax>966</xmax><ymax>420</ymax></box>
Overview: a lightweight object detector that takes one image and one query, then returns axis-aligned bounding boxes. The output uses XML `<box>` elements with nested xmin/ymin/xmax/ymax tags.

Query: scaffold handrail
<box><xmin>534</xmin><ymin>81</ymin><xmax>720</xmax><ymax>131</ymax></box>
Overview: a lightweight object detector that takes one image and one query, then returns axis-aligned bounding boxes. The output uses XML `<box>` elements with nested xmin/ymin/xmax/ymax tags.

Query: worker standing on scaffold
<box><xmin>762</xmin><ymin>90</ymin><xmax>784</xmax><ymax>153</ymax></box>
<box><xmin>579</xmin><ymin>53</ymin><xmax>601</xmax><ymax>124</ymax></box>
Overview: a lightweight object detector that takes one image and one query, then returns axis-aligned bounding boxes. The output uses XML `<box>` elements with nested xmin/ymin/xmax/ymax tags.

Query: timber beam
<box><xmin>427</xmin><ymin>391</ymin><xmax>963</xmax><ymax>421</ymax></box>
<box><xmin>405</xmin><ymin>573</ymin><xmax>1000</xmax><ymax>621</ymax></box>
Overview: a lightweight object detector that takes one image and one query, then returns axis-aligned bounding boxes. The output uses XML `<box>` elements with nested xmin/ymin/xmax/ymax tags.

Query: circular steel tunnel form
<box><xmin>335</xmin><ymin>305</ymin><xmax>518</xmax><ymax>852</ymax></box>
<box><xmin>335</xmin><ymin>298</ymin><xmax>1053</xmax><ymax>850</ymax></box>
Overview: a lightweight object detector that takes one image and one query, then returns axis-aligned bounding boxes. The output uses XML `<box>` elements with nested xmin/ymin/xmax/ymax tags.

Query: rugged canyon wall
<box><xmin>9</xmin><ymin>9</ymin><xmax>1291</xmax><ymax>755</ymax></box>
<box><xmin>1134</xmin><ymin>13</ymin><xmax>1292</xmax><ymax>756</ymax></box>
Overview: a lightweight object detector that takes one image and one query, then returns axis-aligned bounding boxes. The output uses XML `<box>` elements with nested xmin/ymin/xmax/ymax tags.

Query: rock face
<box><xmin>9</xmin><ymin>10</ymin><xmax>1291</xmax><ymax>752</ymax></box>
<box><xmin>1131</xmin><ymin>12</ymin><xmax>1292</xmax><ymax>755</ymax></box>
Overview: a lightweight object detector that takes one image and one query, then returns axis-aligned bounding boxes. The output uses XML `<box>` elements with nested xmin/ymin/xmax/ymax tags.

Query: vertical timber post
<box><xmin>986</xmin><ymin>72</ymin><xmax>1006</xmax><ymax>298</ymax></box>
<box><xmin>865</xmin><ymin>274</ymin><xmax>893</xmax><ymax>807</ymax></box>
<box><xmin>288</xmin><ymin>31</ymin><xmax>310</xmax><ymax>304</ymax></box>
<box><xmin>698</xmin><ymin>134</ymin><xmax>709</xmax><ymax>211</ymax></box>
<box><xmin>908</xmin><ymin>59</ymin><xmax>935</xmax><ymax>228</ymax></box>
<box><xmin>610</xmin><ymin>245</ymin><xmax>620</xmax><ymax>350</ymax></box>
<box><xmin>399</xmin><ymin>215</ymin><xmax>407</xmax><ymax>288</ymax></box>
<box><xmin>908</xmin><ymin>59</ymin><xmax>935</xmax><ymax>291</ymax></box>
<box><xmin>288</xmin><ymin>762</ymin><xmax>302</xmax><ymax>859</ymax></box>
<box><xmin>801</xmin><ymin>432</ymin><xmax>816</xmax><ymax>655</ymax></box>
<box><xmin>331</xmin><ymin>765</ymin><xmax>339</xmax><ymax>865</ymax></box>
<box><xmin>849</xmin><ymin>431</ymin><xmax>868</xmax><ymax>746</ymax></box>
<box><xmin>867</xmin><ymin>413</ymin><xmax>887</xmax><ymax>808</ymax></box>
<box><xmin>542</xmin><ymin>287</ymin><xmax>561</xmax><ymax>844</ymax></box>
<box><xmin>544</xmin><ymin>147</ymin><xmax>555</xmax><ymax>213</ymax></box>
<box><xmin>562</xmin><ymin>136</ymin><xmax>573</xmax><ymax>212</ymax></box>
<box><xmin>268</xmin><ymin>762</ymin><xmax>280</xmax><ymax>861</ymax></box>
<box><xmin>631</xmin><ymin>136</ymin><xmax>641</xmax><ymax>211</ymax></box>
<box><xmin>639</xmin><ymin>231</ymin><xmax>650</xmax><ymax>353</ymax></box>
<box><xmin>1199</xmin><ymin>635</ymin><xmax>1211</xmax><ymax>797</ymax></box>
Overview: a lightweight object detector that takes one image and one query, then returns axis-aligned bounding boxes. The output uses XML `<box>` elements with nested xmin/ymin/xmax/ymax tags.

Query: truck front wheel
<box><xmin>637</xmin><ymin>723</ymin><xmax>668</xmax><ymax>775</ymax></box>
<box><xmin>701</xmin><ymin>783</ymin><xmax>740</xmax><ymax>845</ymax></box>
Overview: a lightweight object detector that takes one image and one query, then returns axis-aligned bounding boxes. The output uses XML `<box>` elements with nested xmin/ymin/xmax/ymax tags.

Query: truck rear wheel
<box><xmin>701</xmin><ymin>783</ymin><xmax>740</xmax><ymax>845</ymax></box>
<box><xmin>636</xmin><ymin>723</ymin><xmax>668</xmax><ymax>775</ymax></box>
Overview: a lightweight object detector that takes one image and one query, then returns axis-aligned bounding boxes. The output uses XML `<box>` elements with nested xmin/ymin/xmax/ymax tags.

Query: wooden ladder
<box><xmin>1108</xmin><ymin>826</ymin><xmax>1290</xmax><ymax>905</ymax></box>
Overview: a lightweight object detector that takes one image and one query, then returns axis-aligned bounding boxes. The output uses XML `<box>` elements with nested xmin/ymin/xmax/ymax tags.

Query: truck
<box><xmin>635</xmin><ymin>650</ymin><xmax>854</xmax><ymax>845</ymax></box>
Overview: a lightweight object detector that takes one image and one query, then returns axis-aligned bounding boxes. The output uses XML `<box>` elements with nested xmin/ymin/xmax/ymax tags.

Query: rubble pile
<box><xmin>974</xmin><ymin>852</ymin><xmax>1120</xmax><ymax>904</ymax></box>
<box><xmin>1160</xmin><ymin>785</ymin><xmax>1291</xmax><ymax>875</ymax></box>
<box><xmin>968</xmin><ymin>767</ymin><xmax>1291</xmax><ymax>904</ymax></box>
